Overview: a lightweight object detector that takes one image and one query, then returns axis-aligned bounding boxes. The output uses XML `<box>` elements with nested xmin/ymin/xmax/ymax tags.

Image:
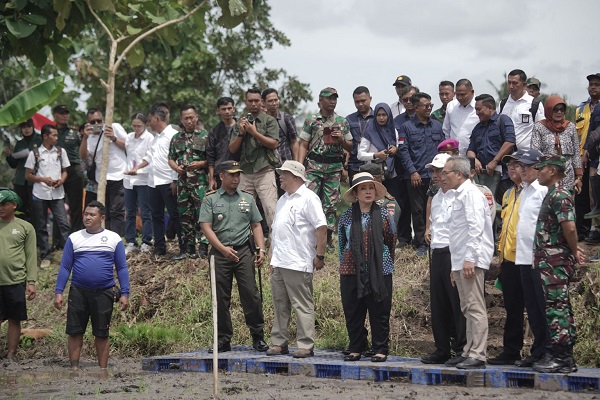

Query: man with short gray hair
<box><xmin>442</xmin><ymin>156</ymin><xmax>494</xmax><ymax>370</ymax></box>
<box><xmin>267</xmin><ymin>160</ymin><xmax>327</xmax><ymax>358</ymax></box>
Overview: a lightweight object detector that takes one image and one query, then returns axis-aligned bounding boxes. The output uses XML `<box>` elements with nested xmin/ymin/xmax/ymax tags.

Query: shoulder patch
<box><xmin>205</xmin><ymin>189</ymin><xmax>217</xmax><ymax>196</ymax></box>
<box><xmin>241</xmin><ymin>189</ymin><xmax>254</xmax><ymax>195</ymax></box>
<box><xmin>385</xmin><ymin>193</ymin><xmax>396</xmax><ymax>201</ymax></box>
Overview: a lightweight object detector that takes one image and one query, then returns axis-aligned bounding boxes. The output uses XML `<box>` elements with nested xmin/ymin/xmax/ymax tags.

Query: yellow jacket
<box><xmin>498</xmin><ymin>184</ymin><xmax>521</xmax><ymax>262</ymax></box>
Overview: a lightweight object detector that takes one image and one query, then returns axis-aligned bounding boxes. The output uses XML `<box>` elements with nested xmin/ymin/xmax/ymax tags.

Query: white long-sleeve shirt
<box><xmin>449</xmin><ymin>179</ymin><xmax>494</xmax><ymax>271</ymax></box>
<box><xmin>143</xmin><ymin>125</ymin><xmax>178</xmax><ymax>188</ymax></box>
<box><xmin>124</xmin><ymin>130</ymin><xmax>153</xmax><ymax>189</ymax></box>
<box><xmin>442</xmin><ymin>98</ymin><xmax>479</xmax><ymax>156</ymax></box>
<box><xmin>430</xmin><ymin>188</ymin><xmax>454</xmax><ymax>249</ymax></box>
<box><xmin>499</xmin><ymin>92</ymin><xmax>545</xmax><ymax>151</ymax></box>
<box><xmin>515</xmin><ymin>179</ymin><xmax>548</xmax><ymax>265</ymax></box>
<box><xmin>86</xmin><ymin>123</ymin><xmax>128</xmax><ymax>182</ymax></box>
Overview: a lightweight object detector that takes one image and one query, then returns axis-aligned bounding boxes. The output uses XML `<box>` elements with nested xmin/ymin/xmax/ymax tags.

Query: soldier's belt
<box><xmin>308</xmin><ymin>154</ymin><xmax>344</xmax><ymax>164</ymax></box>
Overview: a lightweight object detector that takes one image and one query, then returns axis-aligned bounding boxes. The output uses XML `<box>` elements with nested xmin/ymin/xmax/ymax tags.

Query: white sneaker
<box><xmin>139</xmin><ymin>243</ymin><xmax>152</xmax><ymax>253</ymax></box>
<box><xmin>125</xmin><ymin>243</ymin><xmax>137</xmax><ymax>256</ymax></box>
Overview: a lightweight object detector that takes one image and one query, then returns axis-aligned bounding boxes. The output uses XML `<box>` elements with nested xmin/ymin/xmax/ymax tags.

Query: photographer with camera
<box><xmin>228</xmin><ymin>89</ymin><xmax>280</xmax><ymax>233</ymax></box>
<box><xmin>79</xmin><ymin>108</ymin><xmax>127</xmax><ymax>235</ymax></box>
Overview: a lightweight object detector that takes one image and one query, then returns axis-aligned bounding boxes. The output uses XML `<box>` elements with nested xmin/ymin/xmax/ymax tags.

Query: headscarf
<box><xmin>540</xmin><ymin>95</ymin><xmax>570</xmax><ymax>133</ymax></box>
<box><xmin>362</xmin><ymin>103</ymin><xmax>396</xmax><ymax>173</ymax></box>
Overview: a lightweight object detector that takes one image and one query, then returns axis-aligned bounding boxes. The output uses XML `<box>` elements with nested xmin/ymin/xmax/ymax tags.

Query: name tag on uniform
<box><xmin>239</xmin><ymin>198</ymin><xmax>250</xmax><ymax>213</ymax></box>
<box><xmin>521</xmin><ymin>114</ymin><xmax>530</xmax><ymax>124</ymax></box>
<box><xmin>215</xmin><ymin>203</ymin><xmax>224</xmax><ymax>207</ymax></box>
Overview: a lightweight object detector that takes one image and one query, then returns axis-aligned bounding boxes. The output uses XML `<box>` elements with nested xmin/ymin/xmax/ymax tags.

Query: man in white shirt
<box><xmin>421</xmin><ymin>153</ymin><xmax>466</xmax><ymax>365</ymax></box>
<box><xmin>442</xmin><ymin>79</ymin><xmax>479</xmax><ymax>156</ymax></box>
<box><xmin>131</xmin><ymin>103</ymin><xmax>182</xmax><ymax>257</ymax></box>
<box><xmin>266</xmin><ymin>161</ymin><xmax>327</xmax><ymax>358</ymax></box>
<box><xmin>442</xmin><ymin>156</ymin><xmax>494</xmax><ymax>369</ymax></box>
<box><xmin>390</xmin><ymin>75</ymin><xmax>412</xmax><ymax>118</ymax></box>
<box><xmin>25</xmin><ymin>124</ymin><xmax>71</xmax><ymax>264</ymax></box>
<box><xmin>513</xmin><ymin>151</ymin><xmax>550</xmax><ymax>368</ymax></box>
<box><xmin>499</xmin><ymin>69</ymin><xmax>545</xmax><ymax>151</ymax></box>
<box><xmin>80</xmin><ymin>108</ymin><xmax>128</xmax><ymax>235</ymax></box>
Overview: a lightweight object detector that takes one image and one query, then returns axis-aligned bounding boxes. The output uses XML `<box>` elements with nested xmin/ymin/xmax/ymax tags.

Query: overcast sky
<box><xmin>262</xmin><ymin>0</ymin><xmax>600</xmax><ymax>117</ymax></box>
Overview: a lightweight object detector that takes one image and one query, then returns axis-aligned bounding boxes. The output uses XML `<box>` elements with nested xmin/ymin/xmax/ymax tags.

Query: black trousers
<box><xmin>498</xmin><ymin>260</ymin><xmax>524</xmax><ymax>357</ymax></box>
<box><xmin>63</xmin><ymin>164</ymin><xmax>85</xmax><ymax>231</ymax></box>
<box><xmin>405</xmin><ymin>177</ymin><xmax>430</xmax><ymax>248</ymax></box>
<box><xmin>211</xmin><ymin>245</ymin><xmax>264</xmax><ymax>344</ymax></box>
<box><xmin>430</xmin><ymin>248</ymin><xmax>466</xmax><ymax>356</ymax></box>
<box><xmin>13</xmin><ymin>183</ymin><xmax>33</xmax><ymax>223</ymax></box>
<box><xmin>384</xmin><ymin>176</ymin><xmax>411</xmax><ymax>244</ymax></box>
<box><xmin>148</xmin><ymin>183</ymin><xmax>182</xmax><ymax>252</ymax></box>
<box><xmin>340</xmin><ymin>274</ymin><xmax>392</xmax><ymax>355</ymax></box>
<box><xmin>517</xmin><ymin>264</ymin><xmax>551</xmax><ymax>358</ymax></box>
<box><xmin>575</xmin><ymin>165</ymin><xmax>591</xmax><ymax>236</ymax></box>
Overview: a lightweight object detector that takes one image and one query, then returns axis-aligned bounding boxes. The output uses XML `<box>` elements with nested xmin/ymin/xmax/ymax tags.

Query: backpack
<box><xmin>33</xmin><ymin>144</ymin><xmax>62</xmax><ymax>175</ymax></box>
<box><xmin>499</xmin><ymin>97</ymin><xmax>541</xmax><ymax>122</ymax></box>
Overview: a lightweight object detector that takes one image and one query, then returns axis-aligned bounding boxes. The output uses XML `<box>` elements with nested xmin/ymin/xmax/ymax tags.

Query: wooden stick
<box><xmin>210</xmin><ymin>255</ymin><xmax>219</xmax><ymax>399</ymax></box>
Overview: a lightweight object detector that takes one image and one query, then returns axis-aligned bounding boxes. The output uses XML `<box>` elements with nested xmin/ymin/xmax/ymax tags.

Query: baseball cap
<box><xmin>425</xmin><ymin>153</ymin><xmax>452</xmax><ymax>169</ymax></box>
<box><xmin>392</xmin><ymin>75</ymin><xmax>412</xmax><ymax>87</ymax></box>
<box><xmin>52</xmin><ymin>104</ymin><xmax>69</xmax><ymax>114</ymax></box>
<box><xmin>359</xmin><ymin>163</ymin><xmax>384</xmax><ymax>176</ymax></box>
<box><xmin>516</xmin><ymin>149</ymin><xmax>543</xmax><ymax>165</ymax></box>
<box><xmin>276</xmin><ymin>160</ymin><xmax>307</xmax><ymax>182</ymax></box>
<box><xmin>526</xmin><ymin>78</ymin><xmax>541</xmax><ymax>88</ymax></box>
<box><xmin>535</xmin><ymin>155</ymin><xmax>566</xmax><ymax>170</ymax></box>
<box><xmin>319</xmin><ymin>87</ymin><xmax>338</xmax><ymax>98</ymax></box>
<box><xmin>501</xmin><ymin>149</ymin><xmax>526</xmax><ymax>164</ymax></box>
<box><xmin>587</xmin><ymin>73</ymin><xmax>600</xmax><ymax>82</ymax></box>
<box><xmin>0</xmin><ymin>189</ymin><xmax>23</xmax><ymax>208</ymax></box>
<box><xmin>437</xmin><ymin>139</ymin><xmax>459</xmax><ymax>152</ymax></box>
<box><xmin>217</xmin><ymin>160</ymin><xmax>243</xmax><ymax>174</ymax></box>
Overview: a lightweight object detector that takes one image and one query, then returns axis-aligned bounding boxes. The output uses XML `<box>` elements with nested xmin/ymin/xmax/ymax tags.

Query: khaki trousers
<box><xmin>453</xmin><ymin>267</ymin><xmax>488</xmax><ymax>361</ymax></box>
<box><xmin>270</xmin><ymin>267</ymin><xmax>315</xmax><ymax>350</ymax></box>
<box><xmin>239</xmin><ymin>167</ymin><xmax>278</xmax><ymax>231</ymax></box>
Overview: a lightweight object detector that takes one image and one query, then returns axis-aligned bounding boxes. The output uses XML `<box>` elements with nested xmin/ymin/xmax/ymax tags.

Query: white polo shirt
<box><xmin>442</xmin><ymin>98</ymin><xmax>479</xmax><ymax>156</ymax></box>
<box><xmin>515</xmin><ymin>179</ymin><xmax>548</xmax><ymax>265</ymax></box>
<box><xmin>499</xmin><ymin>92</ymin><xmax>545</xmax><ymax>151</ymax></box>
<box><xmin>449</xmin><ymin>179</ymin><xmax>494</xmax><ymax>271</ymax></box>
<box><xmin>430</xmin><ymin>188</ymin><xmax>454</xmax><ymax>249</ymax></box>
<box><xmin>25</xmin><ymin>145</ymin><xmax>70</xmax><ymax>200</ymax></box>
<box><xmin>124</xmin><ymin>129</ymin><xmax>153</xmax><ymax>189</ymax></box>
<box><xmin>144</xmin><ymin>125</ymin><xmax>178</xmax><ymax>188</ymax></box>
<box><xmin>391</xmin><ymin>100</ymin><xmax>406</xmax><ymax>119</ymax></box>
<box><xmin>270</xmin><ymin>184</ymin><xmax>327</xmax><ymax>273</ymax></box>
<box><xmin>86</xmin><ymin>123</ymin><xmax>128</xmax><ymax>182</ymax></box>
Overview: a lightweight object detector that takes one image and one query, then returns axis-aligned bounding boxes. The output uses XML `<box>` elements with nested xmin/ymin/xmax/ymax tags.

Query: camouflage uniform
<box><xmin>299</xmin><ymin>112</ymin><xmax>352</xmax><ymax>230</ymax></box>
<box><xmin>168</xmin><ymin>129</ymin><xmax>209</xmax><ymax>250</ymax></box>
<box><xmin>533</xmin><ymin>182</ymin><xmax>576</xmax><ymax>346</ymax></box>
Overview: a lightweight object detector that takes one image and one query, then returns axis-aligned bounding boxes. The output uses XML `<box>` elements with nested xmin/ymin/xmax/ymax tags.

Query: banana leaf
<box><xmin>0</xmin><ymin>76</ymin><xmax>65</xmax><ymax>127</ymax></box>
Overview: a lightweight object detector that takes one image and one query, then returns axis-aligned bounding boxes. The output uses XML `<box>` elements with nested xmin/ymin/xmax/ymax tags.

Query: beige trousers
<box><xmin>453</xmin><ymin>267</ymin><xmax>488</xmax><ymax>361</ymax></box>
<box><xmin>239</xmin><ymin>167</ymin><xmax>278</xmax><ymax>231</ymax></box>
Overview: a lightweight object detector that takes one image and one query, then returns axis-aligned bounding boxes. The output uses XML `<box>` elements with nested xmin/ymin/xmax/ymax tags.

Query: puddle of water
<box><xmin>0</xmin><ymin>369</ymin><xmax>151</xmax><ymax>387</ymax></box>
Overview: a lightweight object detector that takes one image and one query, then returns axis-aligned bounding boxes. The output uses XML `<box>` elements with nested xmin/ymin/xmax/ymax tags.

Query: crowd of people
<box><xmin>1</xmin><ymin>68</ymin><xmax>599</xmax><ymax>372</ymax></box>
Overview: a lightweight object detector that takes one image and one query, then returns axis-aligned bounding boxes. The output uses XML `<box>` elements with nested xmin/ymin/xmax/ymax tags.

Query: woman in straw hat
<box><xmin>338</xmin><ymin>172</ymin><xmax>396</xmax><ymax>362</ymax></box>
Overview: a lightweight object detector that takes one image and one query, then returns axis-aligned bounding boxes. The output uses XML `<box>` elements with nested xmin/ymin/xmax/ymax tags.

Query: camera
<box><xmin>91</xmin><ymin>124</ymin><xmax>103</xmax><ymax>134</ymax></box>
<box><xmin>246</xmin><ymin>113</ymin><xmax>255</xmax><ymax>124</ymax></box>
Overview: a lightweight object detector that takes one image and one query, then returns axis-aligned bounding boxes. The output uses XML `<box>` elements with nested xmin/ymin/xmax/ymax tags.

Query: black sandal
<box><xmin>371</xmin><ymin>354</ymin><xmax>387</xmax><ymax>362</ymax></box>
<box><xmin>344</xmin><ymin>353</ymin><xmax>361</xmax><ymax>362</ymax></box>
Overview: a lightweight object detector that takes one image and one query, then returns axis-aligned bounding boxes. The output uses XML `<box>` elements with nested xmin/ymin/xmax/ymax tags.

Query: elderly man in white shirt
<box><xmin>421</xmin><ymin>153</ymin><xmax>466</xmax><ymax>365</ymax></box>
<box><xmin>513</xmin><ymin>150</ymin><xmax>551</xmax><ymax>368</ymax></box>
<box><xmin>442</xmin><ymin>79</ymin><xmax>479</xmax><ymax>156</ymax></box>
<box><xmin>442</xmin><ymin>156</ymin><xmax>494</xmax><ymax>370</ymax></box>
<box><xmin>25</xmin><ymin>124</ymin><xmax>71</xmax><ymax>265</ymax></box>
<box><xmin>499</xmin><ymin>69</ymin><xmax>545</xmax><ymax>151</ymax></box>
<box><xmin>80</xmin><ymin>108</ymin><xmax>128</xmax><ymax>235</ymax></box>
<box><xmin>266</xmin><ymin>161</ymin><xmax>327</xmax><ymax>359</ymax></box>
<box><xmin>131</xmin><ymin>103</ymin><xmax>182</xmax><ymax>257</ymax></box>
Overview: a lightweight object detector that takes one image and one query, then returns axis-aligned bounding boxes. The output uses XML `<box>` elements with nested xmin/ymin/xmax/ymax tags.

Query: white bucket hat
<box><xmin>276</xmin><ymin>160</ymin><xmax>308</xmax><ymax>182</ymax></box>
<box><xmin>343</xmin><ymin>172</ymin><xmax>387</xmax><ymax>203</ymax></box>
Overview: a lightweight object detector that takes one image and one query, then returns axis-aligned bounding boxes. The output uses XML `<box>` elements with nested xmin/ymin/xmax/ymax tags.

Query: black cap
<box><xmin>501</xmin><ymin>149</ymin><xmax>526</xmax><ymax>164</ymax></box>
<box><xmin>217</xmin><ymin>160</ymin><xmax>243</xmax><ymax>174</ymax></box>
<box><xmin>587</xmin><ymin>73</ymin><xmax>600</xmax><ymax>82</ymax></box>
<box><xmin>392</xmin><ymin>75</ymin><xmax>412</xmax><ymax>87</ymax></box>
<box><xmin>359</xmin><ymin>163</ymin><xmax>383</xmax><ymax>176</ymax></box>
<box><xmin>52</xmin><ymin>104</ymin><xmax>69</xmax><ymax>114</ymax></box>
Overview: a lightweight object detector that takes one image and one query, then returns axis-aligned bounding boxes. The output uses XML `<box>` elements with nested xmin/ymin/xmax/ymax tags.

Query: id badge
<box><xmin>521</xmin><ymin>114</ymin><xmax>530</xmax><ymax>124</ymax></box>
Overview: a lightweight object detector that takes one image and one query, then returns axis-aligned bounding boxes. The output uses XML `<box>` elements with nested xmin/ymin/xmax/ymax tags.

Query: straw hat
<box><xmin>343</xmin><ymin>172</ymin><xmax>387</xmax><ymax>203</ymax></box>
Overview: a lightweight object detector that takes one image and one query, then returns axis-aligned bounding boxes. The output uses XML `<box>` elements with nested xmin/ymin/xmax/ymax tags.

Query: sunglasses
<box><xmin>418</xmin><ymin>103</ymin><xmax>434</xmax><ymax>109</ymax></box>
<box><xmin>553</xmin><ymin>106</ymin><xmax>566</xmax><ymax>113</ymax></box>
<box><xmin>89</xmin><ymin>119</ymin><xmax>103</xmax><ymax>125</ymax></box>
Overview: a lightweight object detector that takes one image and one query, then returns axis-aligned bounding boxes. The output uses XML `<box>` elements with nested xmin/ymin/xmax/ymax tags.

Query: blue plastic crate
<box><xmin>412</xmin><ymin>367</ymin><xmax>484</xmax><ymax>387</ymax></box>
<box><xmin>486</xmin><ymin>369</ymin><xmax>535</xmax><ymax>388</ymax></box>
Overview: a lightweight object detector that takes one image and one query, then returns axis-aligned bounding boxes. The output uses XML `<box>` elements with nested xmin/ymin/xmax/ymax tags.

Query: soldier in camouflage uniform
<box><xmin>297</xmin><ymin>88</ymin><xmax>353</xmax><ymax>251</ymax></box>
<box><xmin>168</xmin><ymin>105</ymin><xmax>210</xmax><ymax>260</ymax></box>
<box><xmin>532</xmin><ymin>155</ymin><xmax>585</xmax><ymax>373</ymax></box>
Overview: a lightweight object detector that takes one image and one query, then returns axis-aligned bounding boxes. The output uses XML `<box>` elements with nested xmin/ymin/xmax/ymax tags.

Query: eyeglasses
<box><xmin>401</xmin><ymin>97</ymin><xmax>412</xmax><ymax>103</ymax></box>
<box><xmin>90</xmin><ymin>119</ymin><xmax>103</xmax><ymax>125</ymax></box>
<box><xmin>441</xmin><ymin>170</ymin><xmax>455</xmax><ymax>176</ymax></box>
<box><xmin>507</xmin><ymin>163</ymin><xmax>522</xmax><ymax>169</ymax></box>
<box><xmin>418</xmin><ymin>103</ymin><xmax>434</xmax><ymax>109</ymax></box>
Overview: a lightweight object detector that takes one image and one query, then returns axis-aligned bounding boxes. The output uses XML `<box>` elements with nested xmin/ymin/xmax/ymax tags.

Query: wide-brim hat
<box><xmin>276</xmin><ymin>160</ymin><xmax>307</xmax><ymax>182</ymax></box>
<box><xmin>343</xmin><ymin>172</ymin><xmax>387</xmax><ymax>203</ymax></box>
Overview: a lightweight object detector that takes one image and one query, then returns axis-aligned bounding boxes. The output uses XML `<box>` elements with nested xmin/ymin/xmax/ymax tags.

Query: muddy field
<box><xmin>1</xmin><ymin>357</ymin><xmax>599</xmax><ymax>400</ymax></box>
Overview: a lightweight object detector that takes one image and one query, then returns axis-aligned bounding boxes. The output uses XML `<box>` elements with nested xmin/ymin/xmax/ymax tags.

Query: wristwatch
<box><xmin>316</xmin><ymin>254</ymin><xmax>325</xmax><ymax>260</ymax></box>
<box><xmin>110</xmin><ymin>136</ymin><xmax>117</xmax><ymax>143</ymax></box>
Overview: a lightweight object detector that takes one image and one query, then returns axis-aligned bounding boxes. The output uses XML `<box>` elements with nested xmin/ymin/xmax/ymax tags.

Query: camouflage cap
<box><xmin>359</xmin><ymin>162</ymin><xmax>384</xmax><ymax>176</ymax></box>
<box><xmin>534</xmin><ymin>155</ymin><xmax>566</xmax><ymax>170</ymax></box>
<box><xmin>319</xmin><ymin>87</ymin><xmax>338</xmax><ymax>98</ymax></box>
<box><xmin>0</xmin><ymin>189</ymin><xmax>22</xmax><ymax>208</ymax></box>
<box><xmin>217</xmin><ymin>160</ymin><xmax>243</xmax><ymax>174</ymax></box>
<box><xmin>392</xmin><ymin>75</ymin><xmax>412</xmax><ymax>87</ymax></box>
<box><xmin>526</xmin><ymin>78</ymin><xmax>541</xmax><ymax>88</ymax></box>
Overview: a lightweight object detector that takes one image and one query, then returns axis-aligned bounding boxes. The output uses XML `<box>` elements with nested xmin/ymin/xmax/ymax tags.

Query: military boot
<box><xmin>533</xmin><ymin>345</ymin><xmax>577</xmax><ymax>373</ymax></box>
<box><xmin>198</xmin><ymin>243</ymin><xmax>209</xmax><ymax>259</ymax></box>
<box><xmin>585</xmin><ymin>175</ymin><xmax>600</xmax><ymax>219</ymax></box>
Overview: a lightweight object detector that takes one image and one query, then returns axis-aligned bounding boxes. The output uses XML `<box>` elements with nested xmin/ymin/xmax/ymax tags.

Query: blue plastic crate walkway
<box><xmin>141</xmin><ymin>347</ymin><xmax>600</xmax><ymax>393</ymax></box>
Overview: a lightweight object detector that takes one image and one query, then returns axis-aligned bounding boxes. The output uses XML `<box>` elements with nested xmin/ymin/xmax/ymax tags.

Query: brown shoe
<box><xmin>292</xmin><ymin>348</ymin><xmax>314</xmax><ymax>358</ymax></box>
<box><xmin>266</xmin><ymin>345</ymin><xmax>289</xmax><ymax>356</ymax></box>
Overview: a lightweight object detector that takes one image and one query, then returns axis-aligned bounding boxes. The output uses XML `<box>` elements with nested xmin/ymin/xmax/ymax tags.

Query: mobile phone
<box><xmin>322</xmin><ymin>127</ymin><xmax>337</xmax><ymax>144</ymax></box>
